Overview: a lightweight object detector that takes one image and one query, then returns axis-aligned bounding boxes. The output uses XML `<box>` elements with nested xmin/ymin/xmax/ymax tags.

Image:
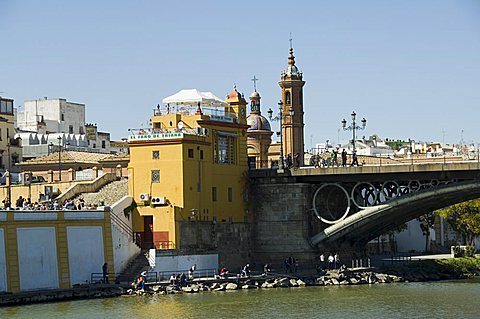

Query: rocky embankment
<box><xmin>0</xmin><ymin>285</ymin><xmax>125</xmax><ymax>306</ymax></box>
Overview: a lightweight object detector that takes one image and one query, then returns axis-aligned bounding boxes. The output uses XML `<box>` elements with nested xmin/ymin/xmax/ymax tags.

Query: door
<box><xmin>143</xmin><ymin>216</ymin><xmax>154</xmax><ymax>249</ymax></box>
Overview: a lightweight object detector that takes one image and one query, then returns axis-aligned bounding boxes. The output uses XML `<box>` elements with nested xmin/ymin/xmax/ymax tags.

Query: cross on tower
<box><xmin>289</xmin><ymin>32</ymin><xmax>293</xmax><ymax>48</ymax></box>
<box><xmin>251</xmin><ymin>76</ymin><xmax>259</xmax><ymax>91</ymax></box>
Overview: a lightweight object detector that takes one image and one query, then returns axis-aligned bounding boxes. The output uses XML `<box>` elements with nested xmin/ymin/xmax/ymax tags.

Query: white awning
<box><xmin>162</xmin><ymin>89</ymin><xmax>227</xmax><ymax>107</ymax></box>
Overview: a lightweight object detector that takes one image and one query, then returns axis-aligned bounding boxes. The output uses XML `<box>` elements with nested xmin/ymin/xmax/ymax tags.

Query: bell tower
<box><xmin>279</xmin><ymin>41</ymin><xmax>306</xmax><ymax>165</ymax></box>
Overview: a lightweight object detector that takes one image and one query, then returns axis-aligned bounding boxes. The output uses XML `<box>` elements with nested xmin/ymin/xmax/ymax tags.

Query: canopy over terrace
<box><xmin>162</xmin><ymin>89</ymin><xmax>227</xmax><ymax>107</ymax></box>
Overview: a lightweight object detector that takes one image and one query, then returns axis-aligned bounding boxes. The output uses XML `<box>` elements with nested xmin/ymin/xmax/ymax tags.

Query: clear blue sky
<box><xmin>1</xmin><ymin>0</ymin><xmax>479</xmax><ymax>147</ymax></box>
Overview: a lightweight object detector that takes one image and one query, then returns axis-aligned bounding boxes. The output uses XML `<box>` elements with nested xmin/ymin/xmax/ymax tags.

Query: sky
<box><xmin>1</xmin><ymin>0</ymin><xmax>479</xmax><ymax>147</ymax></box>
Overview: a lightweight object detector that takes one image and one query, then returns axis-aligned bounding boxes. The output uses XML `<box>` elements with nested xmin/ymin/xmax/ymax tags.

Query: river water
<box><xmin>1</xmin><ymin>279</ymin><xmax>479</xmax><ymax>319</ymax></box>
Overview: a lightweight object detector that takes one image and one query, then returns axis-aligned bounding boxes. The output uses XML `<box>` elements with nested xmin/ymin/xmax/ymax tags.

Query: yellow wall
<box><xmin>1</xmin><ymin>211</ymin><xmax>114</xmax><ymax>293</ymax></box>
<box><xmin>128</xmin><ymin>103</ymin><xmax>249</xmax><ymax>249</ymax></box>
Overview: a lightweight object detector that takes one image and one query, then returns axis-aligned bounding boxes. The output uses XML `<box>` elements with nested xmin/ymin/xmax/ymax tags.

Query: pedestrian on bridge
<box><xmin>351</xmin><ymin>151</ymin><xmax>359</xmax><ymax>166</ymax></box>
<box><xmin>341</xmin><ymin>149</ymin><xmax>347</xmax><ymax>167</ymax></box>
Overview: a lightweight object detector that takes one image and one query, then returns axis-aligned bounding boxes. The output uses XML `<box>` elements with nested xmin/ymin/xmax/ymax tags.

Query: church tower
<box><xmin>279</xmin><ymin>43</ymin><xmax>305</xmax><ymax>165</ymax></box>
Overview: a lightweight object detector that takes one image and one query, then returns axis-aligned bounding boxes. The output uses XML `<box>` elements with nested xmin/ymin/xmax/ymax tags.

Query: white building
<box><xmin>340</xmin><ymin>134</ymin><xmax>394</xmax><ymax>157</ymax></box>
<box><xmin>15</xmin><ymin>98</ymin><xmax>115</xmax><ymax>159</ymax></box>
<box><xmin>17</xmin><ymin>98</ymin><xmax>86</xmax><ymax>135</ymax></box>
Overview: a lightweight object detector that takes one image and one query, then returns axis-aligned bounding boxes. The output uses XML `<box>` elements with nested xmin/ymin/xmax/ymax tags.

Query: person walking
<box><xmin>102</xmin><ymin>262</ymin><xmax>109</xmax><ymax>284</ymax></box>
<box><xmin>334</xmin><ymin>253</ymin><xmax>340</xmax><ymax>269</ymax></box>
<box><xmin>320</xmin><ymin>253</ymin><xmax>326</xmax><ymax>270</ymax></box>
<box><xmin>351</xmin><ymin>150</ymin><xmax>359</xmax><ymax>166</ymax></box>
<box><xmin>341</xmin><ymin>149</ymin><xmax>347</xmax><ymax>167</ymax></box>
<box><xmin>332</xmin><ymin>149</ymin><xmax>339</xmax><ymax>167</ymax></box>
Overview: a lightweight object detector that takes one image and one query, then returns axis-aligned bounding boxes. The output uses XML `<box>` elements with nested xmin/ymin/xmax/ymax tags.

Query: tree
<box><xmin>437</xmin><ymin>199</ymin><xmax>480</xmax><ymax>246</ymax></box>
<box><xmin>417</xmin><ymin>212</ymin><xmax>435</xmax><ymax>252</ymax></box>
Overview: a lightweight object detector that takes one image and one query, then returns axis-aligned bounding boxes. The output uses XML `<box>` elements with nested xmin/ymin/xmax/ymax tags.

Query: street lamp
<box><xmin>341</xmin><ymin>111</ymin><xmax>367</xmax><ymax>153</ymax></box>
<box><xmin>57</xmin><ymin>136</ymin><xmax>62</xmax><ymax>181</ymax></box>
<box><xmin>268</xmin><ymin>100</ymin><xmax>285</xmax><ymax>170</ymax></box>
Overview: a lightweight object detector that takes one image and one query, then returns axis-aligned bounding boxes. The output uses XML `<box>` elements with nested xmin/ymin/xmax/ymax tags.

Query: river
<box><xmin>1</xmin><ymin>279</ymin><xmax>479</xmax><ymax>318</ymax></box>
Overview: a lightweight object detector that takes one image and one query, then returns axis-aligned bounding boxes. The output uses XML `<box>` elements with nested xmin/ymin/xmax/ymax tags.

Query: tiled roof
<box><xmin>19</xmin><ymin>151</ymin><xmax>113</xmax><ymax>166</ymax></box>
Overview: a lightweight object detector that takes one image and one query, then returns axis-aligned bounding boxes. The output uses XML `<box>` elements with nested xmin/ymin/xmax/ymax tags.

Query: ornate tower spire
<box><xmin>250</xmin><ymin>76</ymin><xmax>261</xmax><ymax>114</ymax></box>
<box><xmin>279</xmin><ymin>36</ymin><xmax>306</xmax><ymax>165</ymax></box>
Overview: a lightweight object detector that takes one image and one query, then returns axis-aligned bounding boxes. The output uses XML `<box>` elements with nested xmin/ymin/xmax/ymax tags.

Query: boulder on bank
<box><xmin>225</xmin><ymin>283</ymin><xmax>238</xmax><ymax>290</ymax></box>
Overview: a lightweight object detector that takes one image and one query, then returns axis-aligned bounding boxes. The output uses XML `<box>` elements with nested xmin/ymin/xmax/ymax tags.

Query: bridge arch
<box><xmin>310</xmin><ymin>180</ymin><xmax>480</xmax><ymax>247</ymax></box>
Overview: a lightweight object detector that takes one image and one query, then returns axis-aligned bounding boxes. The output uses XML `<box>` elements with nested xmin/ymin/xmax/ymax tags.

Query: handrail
<box><xmin>90</xmin><ymin>272</ymin><xmax>116</xmax><ymax>284</ymax></box>
<box><xmin>110</xmin><ymin>212</ymin><xmax>134</xmax><ymax>241</ymax></box>
<box><xmin>56</xmin><ymin>173</ymin><xmax>117</xmax><ymax>203</ymax></box>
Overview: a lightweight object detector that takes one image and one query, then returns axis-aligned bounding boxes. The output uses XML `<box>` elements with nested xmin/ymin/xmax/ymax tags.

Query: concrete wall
<box><xmin>396</xmin><ymin>219</ymin><xmax>428</xmax><ymax>252</ymax></box>
<box><xmin>152</xmin><ymin>254</ymin><xmax>218</xmax><ymax>273</ymax></box>
<box><xmin>17</xmin><ymin>227</ymin><xmax>59</xmax><ymax>290</ymax></box>
<box><xmin>110</xmin><ymin>196</ymin><xmax>141</xmax><ymax>274</ymax></box>
<box><xmin>178</xmin><ymin>221</ymin><xmax>252</xmax><ymax>270</ymax></box>
<box><xmin>251</xmin><ymin>179</ymin><xmax>319</xmax><ymax>266</ymax></box>
<box><xmin>0</xmin><ymin>228</ymin><xmax>6</xmax><ymax>292</ymax></box>
<box><xmin>66</xmin><ymin>226</ymin><xmax>105</xmax><ymax>285</ymax></box>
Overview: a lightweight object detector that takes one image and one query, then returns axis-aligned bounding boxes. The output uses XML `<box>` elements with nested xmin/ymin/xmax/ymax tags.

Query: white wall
<box><xmin>67</xmin><ymin>226</ymin><xmax>105</xmax><ymax>285</ymax></box>
<box><xmin>17</xmin><ymin>227</ymin><xmax>59</xmax><ymax>290</ymax></box>
<box><xmin>395</xmin><ymin>219</ymin><xmax>427</xmax><ymax>252</ymax></box>
<box><xmin>152</xmin><ymin>254</ymin><xmax>218</xmax><ymax>273</ymax></box>
<box><xmin>110</xmin><ymin>196</ymin><xmax>141</xmax><ymax>274</ymax></box>
<box><xmin>0</xmin><ymin>228</ymin><xmax>7</xmax><ymax>292</ymax></box>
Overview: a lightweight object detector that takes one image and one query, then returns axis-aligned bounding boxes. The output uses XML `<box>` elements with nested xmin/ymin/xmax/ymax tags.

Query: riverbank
<box><xmin>1</xmin><ymin>257</ymin><xmax>478</xmax><ymax>306</ymax></box>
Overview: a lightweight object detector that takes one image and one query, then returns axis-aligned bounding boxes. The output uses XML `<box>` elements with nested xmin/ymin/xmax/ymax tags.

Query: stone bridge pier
<box><xmin>251</xmin><ymin>176</ymin><xmax>357</xmax><ymax>268</ymax></box>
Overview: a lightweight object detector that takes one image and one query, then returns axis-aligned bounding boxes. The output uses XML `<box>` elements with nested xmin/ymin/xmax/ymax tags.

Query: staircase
<box><xmin>116</xmin><ymin>251</ymin><xmax>150</xmax><ymax>284</ymax></box>
<box><xmin>75</xmin><ymin>178</ymin><xmax>128</xmax><ymax>206</ymax></box>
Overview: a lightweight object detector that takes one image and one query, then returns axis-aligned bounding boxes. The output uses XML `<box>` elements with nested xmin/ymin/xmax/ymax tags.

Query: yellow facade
<box><xmin>128</xmin><ymin>88</ymin><xmax>249</xmax><ymax>249</ymax></box>
<box><xmin>0</xmin><ymin>211</ymin><xmax>114</xmax><ymax>293</ymax></box>
<box><xmin>0</xmin><ymin>97</ymin><xmax>22</xmax><ymax>175</ymax></box>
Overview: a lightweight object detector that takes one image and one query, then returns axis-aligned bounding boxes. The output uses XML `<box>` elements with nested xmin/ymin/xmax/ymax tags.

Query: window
<box><xmin>0</xmin><ymin>128</ymin><xmax>2</xmax><ymax>141</ymax></box>
<box><xmin>152</xmin><ymin>151</ymin><xmax>159</xmax><ymax>159</ymax></box>
<box><xmin>69</xmin><ymin>125</ymin><xmax>74</xmax><ymax>134</ymax></box>
<box><xmin>188</xmin><ymin>148</ymin><xmax>194</xmax><ymax>158</ymax></box>
<box><xmin>285</xmin><ymin>91</ymin><xmax>291</xmax><ymax>105</ymax></box>
<box><xmin>228</xmin><ymin>187</ymin><xmax>233</xmax><ymax>202</ymax></box>
<box><xmin>212</xmin><ymin>187</ymin><xmax>217</xmax><ymax>202</ymax></box>
<box><xmin>200</xmin><ymin>150</ymin><xmax>204</xmax><ymax>160</ymax></box>
<box><xmin>216</xmin><ymin>135</ymin><xmax>235</xmax><ymax>164</ymax></box>
<box><xmin>6</xmin><ymin>128</ymin><xmax>9</xmax><ymax>139</ymax></box>
<box><xmin>102</xmin><ymin>140</ymin><xmax>106</xmax><ymax>148</ymax></box>
<box><xmin>93</xmin><ymin>143</ymin><xmax>96</xmax><ymax>148</ymax></box>
<box><xmin>151</xmin><ymin>170</ymin><xmax>160</xmax><ymax>183</ymax></box>
<box><xmin>61</xmin><ymin>114</ymin><xmax>65</xmax><ymax>121</ymax></box>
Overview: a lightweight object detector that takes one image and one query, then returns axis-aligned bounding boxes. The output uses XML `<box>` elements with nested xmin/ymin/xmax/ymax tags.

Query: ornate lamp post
<box><xmin>57</xmin><ymin>136</ymin><xmax>63</xmax><ymax>181</ymax></box>
<box><xmin>341</xmin><ymin>111</ymin><xmax>367</xmax><ymax>153</ymax></box>
<box><xmin>268</xmin><ymin>100</ymin><xmax>285</xmax><ymax>170</ymax></box>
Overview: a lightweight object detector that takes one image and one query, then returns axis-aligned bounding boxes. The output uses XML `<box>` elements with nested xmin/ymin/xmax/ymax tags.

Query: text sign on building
<box><xmin>128</xmin><ymin>132</ymin><xmax>184</xmax><ymax>142</ymax></box>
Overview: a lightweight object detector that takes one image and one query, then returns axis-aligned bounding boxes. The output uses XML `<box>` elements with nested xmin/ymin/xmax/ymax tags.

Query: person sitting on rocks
<box><xmin>169</xmin><ymin>273</ymin><xmax>177</xmax><ymax>285</ymax></box>
<box><xmin>179</xmin><ymin>273</ymin><xmax>187</xmax><ymax>286</ymax></box>
<box><xmin>241</xmin><ymin>263</ymin><xmax>251</xmax><ymax>277</ymax></box>
<box><xmin>263</xmin><ymin>263</ymin><xmax>271</xmax><ymax>276</ymax></box>
<box><xmin>188</xmin><ymin>264</ymin><xmax>197</xmax><ymax>280</ymax></box>
<box><xmin>328</xmin><ymin>254</ymin><xmax>335</xmax><ymax>270</ymax></box>
<box><xmin>219</xmin><ymin>267</ymin><xmax>229</xmax><ymax>278</ymax></box>
<box><xmin>135</xmin><ymin>275</ymin><xmax>145</xmax><ymax>290</ymax></box>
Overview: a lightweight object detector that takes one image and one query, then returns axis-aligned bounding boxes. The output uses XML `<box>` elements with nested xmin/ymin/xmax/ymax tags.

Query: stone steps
<box><xmin>75</xmin><ymin>178</ymin><xmax>128</xmax><ymax>206</ymax></box>
<box><xmin>116</xmin><ymin>251</ymin><xmax>150</xmax><ymax>284</ymax></box>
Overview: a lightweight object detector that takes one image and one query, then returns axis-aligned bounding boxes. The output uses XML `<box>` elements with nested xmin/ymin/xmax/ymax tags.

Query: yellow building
<box><xmin>0</xmin><ymin>97</ymin><xmax>22</xmax><ymax>174</ymax></box>
<box><xmin>128</xmin><ymin>88</ymin><xmax>249</xmax><ymax>249</ymax></box>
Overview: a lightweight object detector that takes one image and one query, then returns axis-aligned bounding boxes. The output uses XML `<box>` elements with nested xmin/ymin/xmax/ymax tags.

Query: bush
<box><xmin>465</xmin><ymin>246</ymin><xmax>477</xmax><ymax>257</ymax></box>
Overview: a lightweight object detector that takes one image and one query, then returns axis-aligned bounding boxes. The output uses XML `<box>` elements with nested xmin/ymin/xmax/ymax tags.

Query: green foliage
<box><xmin>436</xmin><ymin>257</ymin><xmax>480</xmax><ymax>275</ymax></box>
<box><xmin>123</xmin><ymin>200</ymin><xmax>137</xmax><ymax>219</ymax></box>
<box><xmin>437</xmin><ymin>199</ymin><xmax>480</xmax><ymax>245</ymax></box>
<box><xmin>465</xmin><ymin>246</ymin><xmax>477</xmax><ymax>257</ymax></box>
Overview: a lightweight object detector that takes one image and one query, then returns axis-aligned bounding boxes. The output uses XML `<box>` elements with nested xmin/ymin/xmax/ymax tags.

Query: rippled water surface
<box><xmin>2</xmin><ymin>279</ymin><xmax>479</xmax><ymax>319</ymax></box>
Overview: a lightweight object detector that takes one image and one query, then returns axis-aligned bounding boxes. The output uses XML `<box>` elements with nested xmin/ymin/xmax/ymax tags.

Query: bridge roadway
<box><xmin>250</xmin><ymin>160</ymin><xmax>480</xmax><ymax>252</ymax></box>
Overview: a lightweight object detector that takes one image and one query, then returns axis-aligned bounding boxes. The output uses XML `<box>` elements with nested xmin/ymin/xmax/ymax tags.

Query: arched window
<box><xmin>285</xmin><ymin>91</ymin><xmax>291</xmax><ymax>105</ymax></box>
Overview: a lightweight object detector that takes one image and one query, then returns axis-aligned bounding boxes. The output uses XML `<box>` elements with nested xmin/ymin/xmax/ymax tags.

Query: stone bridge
<box><xmin>249</xmin><ymin>161</ymin><xmax>480</xmax><ymax>262</ymax></box>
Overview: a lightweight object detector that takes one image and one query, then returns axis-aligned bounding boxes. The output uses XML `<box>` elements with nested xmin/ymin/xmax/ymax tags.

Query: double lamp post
<box><xmin>341</xmin><ymin>111</ymin><xmax>367</xmax><ymax>154</ymax></box>
<box><xmin>268</xmin><ymin>100</ymin><xmax>294</xmax><ymax>170</ymax></box>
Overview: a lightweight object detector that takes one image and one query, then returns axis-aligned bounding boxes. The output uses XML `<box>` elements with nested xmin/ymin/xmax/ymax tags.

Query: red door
<box><xmin>143</xmin><ymin>216</ymin><xmax>154</xmax><ymax>249</ymax></box>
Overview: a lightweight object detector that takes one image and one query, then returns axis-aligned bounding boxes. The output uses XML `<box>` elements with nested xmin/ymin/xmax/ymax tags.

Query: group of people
<box><xmin>284</xmin><ymin>256</ymin><xmax>299</xmax><ymax>273</ymax></box>
<box><xmin>2</xmin><ymin>196</ymin><xmax>100</xmax><ymax>211</ymax></box>
<box><xmin>310</xmin><ymin>149</ymin><xmax>359</xmax><ymax>168</ymax></box>
<box><xmin>319</xmin><ymin>253</ymin><xmax>341</xmax><ymax>271</ymax></box>
<box><xmin>284</xmin><ymin>153</ymin><xmax>301</xmax><ymax>169</ymax></box>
